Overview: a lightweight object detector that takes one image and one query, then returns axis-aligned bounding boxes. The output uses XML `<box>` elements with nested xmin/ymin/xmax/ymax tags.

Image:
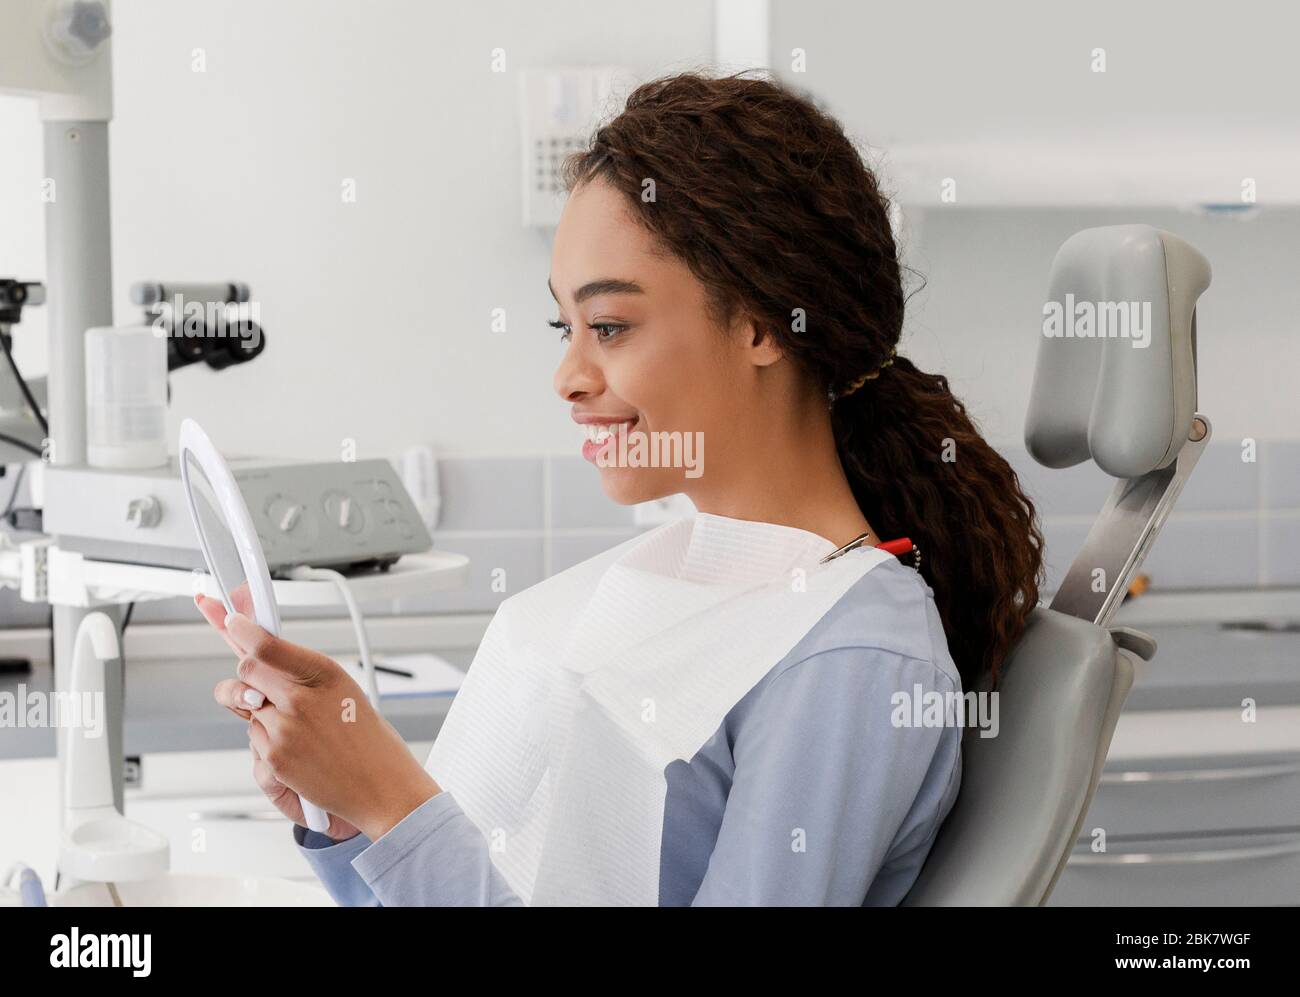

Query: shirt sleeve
<box><xmin>294</xmin><ymin>795</ymin><xmax>523</xmax><ymax>907</ymax></box>
<box><xmin>351</xmin><ymin>792</ymin><xmax>525</xmax><ymax>906</ymax></box>
<box><xmin>689</xmin><ymin>645</ymin><xmax>962</xmax><ymax>906</ymax></box>
<box><xmin>293</xmin><ymin>825</ymin><xmax>382</xmax><ymax>906</ymax></box>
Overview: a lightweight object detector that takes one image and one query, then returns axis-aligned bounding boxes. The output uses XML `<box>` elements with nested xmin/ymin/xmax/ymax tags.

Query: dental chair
<box><xmin>902</xmin><ymin>224</ymin><xmax>1213</xmax><ymax>906</ymax></box>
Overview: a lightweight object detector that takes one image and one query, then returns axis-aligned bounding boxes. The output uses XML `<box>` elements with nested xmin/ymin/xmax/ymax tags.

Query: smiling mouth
<box><xmin>582</xmin><ymin>417</ymin><xmax>639</xmax><ymax>445</ymax></box>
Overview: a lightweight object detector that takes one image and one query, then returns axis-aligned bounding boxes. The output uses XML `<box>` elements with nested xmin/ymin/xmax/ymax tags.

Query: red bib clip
<box><xmin>878</xmin><ymin>537</ymin><xmax>922</xmax><ymax>571</ymax></box>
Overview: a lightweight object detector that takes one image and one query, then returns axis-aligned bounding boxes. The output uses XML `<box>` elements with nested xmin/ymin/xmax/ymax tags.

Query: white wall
<box><xmin>1</xmin><ymin>0</ymin><xmax>714</xmax><ymax>462</ymax></box>
<box><xmin>770</xmin><ymin>0</ymin><xmax>1300</xmax><ymax>146</ymax></box>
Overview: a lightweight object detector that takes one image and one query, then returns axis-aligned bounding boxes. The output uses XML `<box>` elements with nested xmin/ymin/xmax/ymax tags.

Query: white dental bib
<box><xmin>424</xmin><ymin>512</ymin><xmax>897</xmax><ymax>905</ymax></box>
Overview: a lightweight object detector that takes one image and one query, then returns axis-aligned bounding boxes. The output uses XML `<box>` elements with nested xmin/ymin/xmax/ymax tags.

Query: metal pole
<box><xmin>44</xmin><ymin>119</ymin><xmax>125</xmax><ymax>814</ymax></box>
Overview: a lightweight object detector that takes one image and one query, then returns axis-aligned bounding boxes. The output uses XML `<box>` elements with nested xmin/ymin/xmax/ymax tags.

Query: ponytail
<box><xmin>833</xmin><ymin>357</ymin><xmax>1044</xmax><ymax>687</ymax></box>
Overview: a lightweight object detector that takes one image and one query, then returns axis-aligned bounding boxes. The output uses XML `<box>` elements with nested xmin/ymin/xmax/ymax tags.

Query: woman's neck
<box><xmin>686</xmin><ymin>402</ymin><xmax>875</xmax><ymax>549</ymax></box>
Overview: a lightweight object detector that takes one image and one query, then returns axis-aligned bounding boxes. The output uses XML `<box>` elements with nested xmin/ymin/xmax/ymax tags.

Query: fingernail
<box><xmin>242</xmin><ymin>688</ymin><xmax>265</xmax><ymax>709</ymax></box>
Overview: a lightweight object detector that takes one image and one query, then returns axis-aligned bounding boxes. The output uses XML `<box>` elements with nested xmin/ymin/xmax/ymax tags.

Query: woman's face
<box><xmin>550</xmin><ymin>178</ymin><xmax>779</xmax><ymax>506</ymax></box>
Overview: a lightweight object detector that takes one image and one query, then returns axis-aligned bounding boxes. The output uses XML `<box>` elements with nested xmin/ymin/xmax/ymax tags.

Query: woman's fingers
<box><xmin>229</xmin><ymin>581</ymin><xmax>255</xmax><ymax>617</ymax></box>
<box><xmin>235</xmin><ymin>655</ymin><xmax>301</xmax><ymax>710</ymax></box>
<box><xmin>247</xmin><ymin>714</ymin><xmax>272</xmax><ymax>761</ymax></box>
<box><xmin>225</xmin><ymin>614</ymin><xmax>338</xmax><ymax>683</ymax></box>
<box><xmin>194</xmin><ymin>592</ymin><xmax>225</xmax><ymax>627</ymax></box>
<box><xmin>224</xmin><ymin>615</ymin><xmax>346</xmax><ymax>713</ymax></box>
<box><xmin>194</xmin><ymin>594</ymin><xmax>245</xmax><ymax>657</ymax></box>
<box><xmin>214</xmin><ymin>677</ymin><xmax>263</xmax><ymax>718</ymax></box>
<box><xmin>250</xmin><ymin>745</ymin><xmax>282</xmax><ymax>793</ymax></box>
<box><xmin>249</xmin><ymin>743</ymin><xmax>307</xmax><ymax>823</ymax></box>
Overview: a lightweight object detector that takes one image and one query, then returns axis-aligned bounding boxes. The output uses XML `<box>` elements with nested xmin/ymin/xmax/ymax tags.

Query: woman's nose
<box><xmin>553</xmin><ymin>337</ymin><xmax>603</xmax><ymax>401</ymax></box>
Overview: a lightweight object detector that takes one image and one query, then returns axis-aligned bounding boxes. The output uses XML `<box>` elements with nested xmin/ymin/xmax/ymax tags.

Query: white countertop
<box><xmin>1</xmin><ymin>740</ymin><xmax>434</xmax><ymax>892</ymax></box>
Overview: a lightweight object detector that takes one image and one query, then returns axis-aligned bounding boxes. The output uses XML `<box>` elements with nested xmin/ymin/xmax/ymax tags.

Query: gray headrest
<box><xmin>1024</xmin><ymin>225</ymin><xmax>1211</xmax><ymax>478</ymax></box>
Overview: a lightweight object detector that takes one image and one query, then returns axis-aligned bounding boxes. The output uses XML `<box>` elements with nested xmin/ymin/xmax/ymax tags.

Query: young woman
<box><xmin>198</xmin><ymin>71</ymin><xmax>1043</xmax><ymax>906</ymax></box>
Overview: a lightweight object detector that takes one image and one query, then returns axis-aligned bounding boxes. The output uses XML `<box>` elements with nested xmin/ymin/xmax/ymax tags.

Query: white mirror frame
<box><xmin>178</xmin><ymin>417</ymin><xmax>281</xmax><ymax>636</ymax></box>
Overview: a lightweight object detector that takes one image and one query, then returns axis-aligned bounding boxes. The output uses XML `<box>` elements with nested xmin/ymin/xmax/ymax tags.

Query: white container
<box><xmin>84</xmin><ymin>325</ymin><xmax>168</xmax><ymax>469</ymax></box>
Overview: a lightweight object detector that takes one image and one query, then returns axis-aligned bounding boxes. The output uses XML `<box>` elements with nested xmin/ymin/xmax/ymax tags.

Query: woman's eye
<box><xmin>547</xmin><ymin>320</ymin><xmax>627</xmax><ymax>343</ymax></box>
<box><xmin>591</xmin><ymin>323</ymin><xmax>627</xmax><ymax>342</ymax></box>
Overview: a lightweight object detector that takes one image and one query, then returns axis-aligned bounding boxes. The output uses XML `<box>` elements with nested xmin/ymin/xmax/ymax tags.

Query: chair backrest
<box><xmin>903</xmin><ymin>609</ymin><xmax>1136</xmax><ymax>905</ymax></box>
<box><xmin>903</xmin><ymin>225</ymin><xmax>1211</xmax><ymax>906</ymax></box>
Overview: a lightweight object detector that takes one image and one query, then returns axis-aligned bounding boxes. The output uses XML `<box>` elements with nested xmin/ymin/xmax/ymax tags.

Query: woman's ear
<box><xmin>742</xmin><ymin>317</ymin><xmax>785</xmax><ymax>369</ymax></box>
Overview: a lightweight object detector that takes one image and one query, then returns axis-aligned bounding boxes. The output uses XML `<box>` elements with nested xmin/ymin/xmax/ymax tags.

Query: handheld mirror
<box><xmin>178</xmin><ymin>418</ymin><xmax>331</xmax><ymax>833</ymax></box>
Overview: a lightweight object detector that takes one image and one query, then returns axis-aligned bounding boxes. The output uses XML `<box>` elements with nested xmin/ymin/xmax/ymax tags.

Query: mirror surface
<box><xmin>183</xmin><ymin>449</ymin><xmax>255</xmax><ymax>617</ymax></box>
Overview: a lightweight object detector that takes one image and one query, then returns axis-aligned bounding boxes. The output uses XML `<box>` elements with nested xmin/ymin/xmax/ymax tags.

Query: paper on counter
<box><xmin>348</xmin><ymin>653</ymin><xmax>467</xmax><ymax>699</ymax></box>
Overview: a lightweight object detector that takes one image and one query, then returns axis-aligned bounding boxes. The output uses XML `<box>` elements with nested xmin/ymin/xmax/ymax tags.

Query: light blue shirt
<box><xmin>295</xmin><ymin>556</ymin><xmax>964</xmax><ymax>906</ymax></box>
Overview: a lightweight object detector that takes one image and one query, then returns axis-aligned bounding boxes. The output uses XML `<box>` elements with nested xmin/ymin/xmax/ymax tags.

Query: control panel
<box><xmin>43</xmin><ymin>457</ymin><xmax>433</xmax><ymax>574</ymax></box>
<box><xmin>234</xmin><ymin>459</ymin><xmax>430</xmax><ymax>572</ymax></box>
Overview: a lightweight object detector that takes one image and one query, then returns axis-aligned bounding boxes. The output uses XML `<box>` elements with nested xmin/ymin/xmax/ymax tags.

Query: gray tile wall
<box><xmin>1011</xmin><ymin>439</ymin><xmax>1296</xmax><ymax>594</ymax></box>
<box><xmin>344</xmin><ymin>439</ymin><xmax>1299</xmax><ymax>602</ymax></box>
<box><xmin>413</xmin><ymin>439</ymin><xmax>1297</xmax><ymax>601</ymax></box>
<box><xmin>2</xmin><ymin>439</ymin><xmax>1296</xmax><ymax>630</ymax></box>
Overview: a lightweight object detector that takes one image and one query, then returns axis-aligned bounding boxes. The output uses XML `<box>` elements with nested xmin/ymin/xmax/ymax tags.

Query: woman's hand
<box><xmin>196</xmin><ymin>593</ymin><xmax>442</xmax><ymax>842</ymax></box>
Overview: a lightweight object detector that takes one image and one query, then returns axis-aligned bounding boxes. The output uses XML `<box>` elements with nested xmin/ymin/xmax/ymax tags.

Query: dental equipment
<box><xmin>0</xmin><ymin>279</ymin><xmax>49</xmax><ymax>461</ymax></box>
<box><xmin>130</xmin><ymin>280</ymin><xmax>266</xmax><ymax>372</ymax></box>
<box><xmin>60</xmin><ymin>611</ymin><xmax>169</xmax><ymax>889</ymax></box>
<box><xmin>42</xmin><ymin>449</ymin><xmax>431</xmax><ymax>572</ymax></box>
<box><xmin>84</xmin><ymin>325</ymin><xmax>168</xmax><ymax>469</ymax></box>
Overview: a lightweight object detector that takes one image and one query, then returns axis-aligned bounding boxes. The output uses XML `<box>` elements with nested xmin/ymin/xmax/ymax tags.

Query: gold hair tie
<box><xmin>839</xmin><ymin>346</ymin><xmax>897</xmax><ymax>398</ymax></box>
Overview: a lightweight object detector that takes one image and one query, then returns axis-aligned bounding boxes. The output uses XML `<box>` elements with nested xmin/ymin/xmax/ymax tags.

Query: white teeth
<box><xmin>583</xmin><ymin>420</ymin><xmax>634</xmax><ymax>444</ymax></box>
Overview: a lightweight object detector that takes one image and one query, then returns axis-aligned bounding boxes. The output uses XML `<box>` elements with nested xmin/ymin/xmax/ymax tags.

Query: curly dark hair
<box><xmin>561</xmin><ymin>70</ymin><xmax>1044</xmax><ymax>689</ymax></box>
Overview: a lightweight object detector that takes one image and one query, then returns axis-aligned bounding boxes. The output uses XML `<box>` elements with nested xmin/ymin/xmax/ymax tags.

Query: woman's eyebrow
<box><xmin>547</xmin><ymin>277</ymin><xmax>646</xmax><ymax>304</ymax></box>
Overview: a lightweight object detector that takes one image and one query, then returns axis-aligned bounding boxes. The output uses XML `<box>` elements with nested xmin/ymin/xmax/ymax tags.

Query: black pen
<box><xmin>351</xmin><ymin>659</ymin><xmax>415</xmax><ymax>679</ymax></box>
